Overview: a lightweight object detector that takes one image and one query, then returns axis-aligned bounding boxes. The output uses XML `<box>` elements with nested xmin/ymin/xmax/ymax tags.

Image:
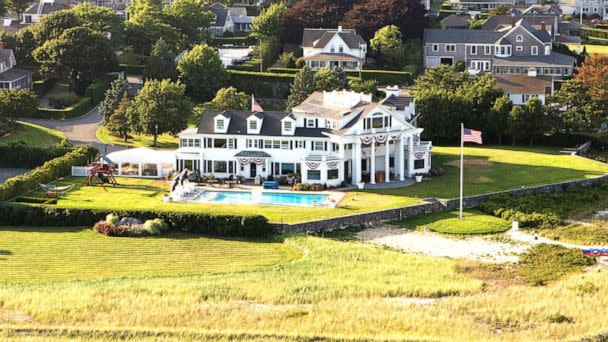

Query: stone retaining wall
<box><xmin>274</xmin><ymin>175</ymin><xmax>608</xmax><ymax>233</ymax></box>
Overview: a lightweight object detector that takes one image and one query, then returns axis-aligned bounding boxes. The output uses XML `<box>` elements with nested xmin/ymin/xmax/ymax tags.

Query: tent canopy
<box><xmin>105</xmin><ymin>147</ymin><xmax>175</xmax><ymax>165</ymax></box>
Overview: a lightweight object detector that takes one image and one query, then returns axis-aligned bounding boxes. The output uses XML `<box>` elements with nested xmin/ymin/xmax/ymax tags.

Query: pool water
<box><xmin>195</xmin><ymin>191</ymin><xmax>328</xmax><ymax>206</ymax></box>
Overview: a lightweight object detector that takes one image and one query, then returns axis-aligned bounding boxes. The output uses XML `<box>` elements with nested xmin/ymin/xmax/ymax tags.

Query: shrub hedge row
<box><xmin>210</xmin><ymin>36</ymin><xmax>257</xmax><ymax>46</ymax></box>
<box><xmin>582</xmin><ymin>27</ymin><xmax>608</xmax><ymax>40</ymax></box>
<box><xmin>0</xmin><ymin>145</ymin><xmax>98</xmax><ymax>201</ymax></box>
<box><xmin>0</xmin><ymin>144</ymin><xmax>73</xmax><ymax>168</ymax></box>
<box><xmin>0</xmin><ymin>203</ymin><xmax>273</xmax><ymax>237</ymax></box>
<box><xmin>266</xmin><ymin>67</ymin><xmax>413</xmax><ymax>86</ymax></box>
<box><xmin>228</xmin><ymin>70</ymin><xmax>294</xmax><ymax>98</ymax></box>
<box><xmin>35</xmin><ymin>97</ymin><xmax>93</xmax><ymax>119</ymax></box>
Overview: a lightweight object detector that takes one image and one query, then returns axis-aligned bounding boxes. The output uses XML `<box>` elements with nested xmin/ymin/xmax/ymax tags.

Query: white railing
<box><xmin>71</xmin><ymin>166</ymin><xmax>91</xmax><ymax>176</ymax></box>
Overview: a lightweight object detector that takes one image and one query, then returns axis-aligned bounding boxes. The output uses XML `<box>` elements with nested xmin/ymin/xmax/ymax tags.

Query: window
<box><xmin>531</xmin><ymin>46</ymin><xmax>538</xmax><ymax>55</ymax></box>
<box><xmin>313</xmin><ymin>141</ymin><xmax>325</xmax><ymax>151</ymax></box>
<box><xmin>307</xmin><ymin>170</ymin><xmax>321</xmax><ymax>180</ymax></box>
<box><xmin>213</xmin><ymin>161</ymin><xmax>227</xmax><ymax>173</ymax></box>
<box><xmin>142</xmin><ymin>164</ymin><xmax>158</xmax><ymax>177</ymax></box>
<box><xmin>327</xmin><ymin>169</ymin><xmax>339</xmax><ymax>180</ymax></box>
<box><xmin>214</xmin><ymin>138</ymin><xmax>227</xmax><ymax>148</ymax></box>
<box><xmin>249</xmin><ymin>120</ymin><xmax>257</xmax><ymax>130</ymax></box>
<box><xmin>484</xmin><ymin>45</ymin><xmax>491</xmax><ymax>55</ymax></box>
<box><xmin>284</xmin><ymin>121</ymin><xmax>292</xmax><ymax>131</ymax></box>
<box><xmin>121</xmin><ymin>163</ymin><xmax>139</xmax><ymax>176</ymax></box>
<box><xmin>306</xmin><ymin>119</ymin><xmax>315</xmax><ymax>128</ymax></box>
<box><xmin>516</xmin><ymin>46</ymin><xmax>523</xmax><ymax>52</ymax></box>
<box><xmin>432</xmin><ymin>44</ymin><xmax>439</xmax><ymax>52</ymax></box>
<box><xmin>296</xmin><ymin>141</ymin><xmax>305</xmax><ymax>149</ymax></box>
<box><xmin>228</xmin><ymin>139</ymin><xmax>235</xmax><ymax>149</ymax></box>
<box><xmin>281</xmin><ymin>141</ymin><xmax>289</xmax><ymax>149</ymax></box>
<box><xmin>332</xmin><ymin>143</ymin><xmax>339</xmax><ymax>152</ymax></box>
<box><xmin>216</xmin><ymin>119</ymin><xmax>224</xmax><ymax>130</ymax></box>
<box><xmin>330</xmin><ymin>45</ymin><xmax>335</xmax><ymax>53</ymax></box>
<box><xmin>372</xmin><ymin>117</ymin><xmax>384</xmax><ymax>128</ymax></box>
<box><xmin>339</xmin><ymin>45</ymin><xmax>344</xmax><ymax>53</ymax></box>
<box><xmin>414</xmin><ymin>159</ymin><xmax>425</xmax><ymax>169</ymax></box>
<box><xmin>471</xmin><ymin>45</ymin><xmax>477</xmax><ymax>55</ymax></box>
<box><xmin>445</xmin><ymin>44</ymin><xmax>455</xmax><ymax>52</ymax></box>
<box><xmin>228</xmin><ymin>161</ymin><xmax>234</xmax><ymax>174</ymax></box>
<box><xmin>273</xmin><ymin>140</ymin><xmax>280</xmax><ymax>149</ymax></box>
<box><xmin>194</xmin><ymin>139</ymin><xmax>200</xmax><ymax>148</ymax></box>
<box><xmin>281</xmin><ymin>163</ymin><xmax>295</xmax><ymax>175</ymax></box>
<box><xmin>516</xmin><ymin>34</ymin><xmax>523</xmax><ymax>42</ymax></box>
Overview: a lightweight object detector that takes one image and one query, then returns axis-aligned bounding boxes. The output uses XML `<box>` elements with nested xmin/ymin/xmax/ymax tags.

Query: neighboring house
<box><xmin>512</xmin><ymin>3</ymin><xmax>562</xmax><ymax>16</ymax></box>
<box><xmin>301</xmin><ymin>27</ymin><xmax>367</xmax><ymax>70</ymax></box>
<box><xmin>560</xmin><ymin>0</ymin><xmax>608</xmax><ymax>18</ymax></box>
<box><xmin>481</xmin><ymin>10</ymin><xmax>581</xmax><ymax>43</ymax></box>
<box><xmin>0</xmin><ymin>42</ymin><xmax>33</xmax><ymax>90</ymax></box>
<box><xmin>423</xmin><ymin>20</ymin><xmax>576</xmax><ymax>78</ymax></box>
<box><xmin>495</xmin><ymin>74</ymin><xmax>553</xmax><ymax>105</ymax></box>
<box><xmin>175</xmin><ymin>89</ymin><xmax>432</xmax><ymax>186</ymax></box>
<box><xmin>440</xmin><ymin>14</ymin><xmax>470</xmax><ymax>29</ymax></box>
<box><xmin>208</xmin><ymin>3</ymin><xmax>255</xmax><ymax>37</ymax></box>
<box><xmin>83</xmin><ymin>0</ymin><xmax>130</xmax><ymax>17</ymax></box>
<box><xmin>450</xmin><ymin>0</ymin><xmax>513</xmax><ymax>12</ymax></box>
<box><xmin>22</xmin><ymin>0</ymin><xmax>71</xmax><ymax>24</ymax></box>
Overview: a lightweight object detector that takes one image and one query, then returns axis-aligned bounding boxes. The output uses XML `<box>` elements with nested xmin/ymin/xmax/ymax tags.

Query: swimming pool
<box><xmin>194</xmin><ymin>190</ymin><xmax>328</xmax><ymax>206</ymax></box>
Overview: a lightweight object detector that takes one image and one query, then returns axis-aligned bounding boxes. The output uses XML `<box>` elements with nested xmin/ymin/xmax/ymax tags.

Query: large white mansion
<box><xmin>175</xmin><ymin>89</ymin><xmax>432</xmax><ymax>186</ymax></box>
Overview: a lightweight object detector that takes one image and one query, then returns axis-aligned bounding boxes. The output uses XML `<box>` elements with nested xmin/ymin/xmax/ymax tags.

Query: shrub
<box><xmin>105</xmin><ymin>213</ymin><xmax>119</xmax><ymax>224</ymax></box>
<box><xmin>518</xmin><ymin>244</ymin><xmax>595</xmax><ymax>285</ymax></box>
<box><xmin>93</xmin><ymin>221</ymin><xmax>127</xmax><ymax>236</ymax></box>
<box><xmin>0</xmin><ymin>88</ymin><xmax>39</xmax><ymax>118</ymax></box>
<box><xmin>0</xmin><ymin>142</ymin><xmax>73</xmax><ymax>168</ymax></box>
<box><xmin>35</xmin><ymin>97</ymin><xmax>93</xmax><ymax>119</ymax></box>
<box><xmin>278</xmin><ymin>52</ymin><xmax>296</xmax><ymax>68</ymax></box>
<box><xmin>227</xmin><ymin>70</ymin><xmax>294</xmax><ymax>98</ymax></box>
<box><xmin>84</xmin><ymin>78</ymin><xmax>115</xmax><ymax>104</ymax></box>
<box><xmin>143</xmin><ymin>218</ymin><xmax>168</xmax><ymax>235</ymax></box>
<box><xmin>48</xmin><ymin>92</ymin><xmax>79</xmax><ymax>109</ymax></box>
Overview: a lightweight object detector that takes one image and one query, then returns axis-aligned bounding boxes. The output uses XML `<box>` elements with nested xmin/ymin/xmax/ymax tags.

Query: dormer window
<box><xmin>516</xmin><ymin>35</ymin><xmax>523</xmax><ymax>42</ymax></box>
<box><xmin>217</xmin><ymin>119</ymin><xmax>224</xmax><ymax>130</ymax></box>
<box><xmin>284</xmin><ymin>121</ymin><xmax>292</xmax><ymax>131</ymax></box>
<box><xmin>249</xmin><ymin>120</ymin><xmax>257</xmax><ymax>130</ymax></box>
<box><xmin>306</xmin><ymin>119</ymin><xmax>315</xmax><ymax>128</ymax></box>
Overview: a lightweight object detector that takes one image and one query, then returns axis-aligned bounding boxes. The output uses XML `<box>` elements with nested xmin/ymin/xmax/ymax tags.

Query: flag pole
<box><xmin>459</xmin><ymin>122</ymin><xmax>464</xmax><ymax>219</ymax></box>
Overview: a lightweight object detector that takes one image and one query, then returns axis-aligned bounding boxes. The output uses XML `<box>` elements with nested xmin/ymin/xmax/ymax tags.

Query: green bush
<box><xmin>228</xmin><ymin>70</ymin><xmax>294</xmax><ymax>98</ymax></box>
<box><xmin>35</xmin><ymin>97</ymin><xmax>93</xmax><ymax>119</ymax></box>
<box><xmin>0</xmin><ymin>145</ymin><xmax>98</xmax><ymax>201</ymax></box>
<box><xmin>581</xmin><ymin>27</ymin><xmax>608</xmax><ymax>40</ymax></box>
<box><xmin>48</xmin><ymin>92</ymin><xmax>79</xmax><ymax>109</ymax></box>
<box><xmin>267</xmin><ymin>68</ymin><xmax>412</xmax><ymax>86</ymax></box>
<box><xmin>0</xmin><ymin>88</ymin><xmax>39</xmax><ymax>118</ymax></box>
<box><xmin>0</xmin><ymin>203</ymin><xmax>274</xmax><ymax>237</ymax></box>
<box><xmin>84</xmin><ymin>78</ymin><xmax>114</xmax><ymax>104</ymax></box>
<box><xmin>518</xmin><ymin>244</ymin><xmax>595</xmax><ymax>285</ymax></box>
<box><xmin>0</xmin><ymin>142</ymin><xmax>73</xmax><ymax>168</ymax></box>
<box><xmin>143</xmin><ymin>218</ymin><xmax>169</xmax><ymax>235</ymax></box>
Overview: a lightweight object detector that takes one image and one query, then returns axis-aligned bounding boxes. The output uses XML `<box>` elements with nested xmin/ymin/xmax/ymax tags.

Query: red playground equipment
<box><xmin>81</xmin><ymin>159</ymin><xmax>118</xmax><ymax>186</ymax></box>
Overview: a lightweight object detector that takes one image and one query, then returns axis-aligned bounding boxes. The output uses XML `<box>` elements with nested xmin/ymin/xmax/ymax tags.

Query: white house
<box><xmin>301</xmin><ymin>27</ymin><xmax>367</xmax><ymax>70</ymax></box>
<box><xmin>208</xmin><ymin>3</ymin><xmax>255</xmax><ymax>37</ymax></box>
<box><xmin>495</xmin><ymin>75</ymin><xmax>553</xmax><ymax>105</ymax></box>
<box><xmin>175</xmin><ymin>89</ymin><xmax>432</xmax><ymax>187</ymax></box>
<box><xmin>0</xmin><ymin>42</ymin><xmax>33</xmax><ymax>90</ymax></box>
<box><xmin>22</xmin><ymin>0</ymin><xmax>70</xmax><ymax>24</ymax></box>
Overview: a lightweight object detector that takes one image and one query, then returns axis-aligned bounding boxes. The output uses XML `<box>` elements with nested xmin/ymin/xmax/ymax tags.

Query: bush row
<box><xmin>0</xmin><ymin>204</ymin><xmax>274</xmax><ymax>237</ymax></box>
<box><xmin>228</xmin><ymin>70</ymin><xmax>294</xmax><ymax>98</ymax></box>
<box><xmin>0</xmin><ymin>145</ymin><xmax>98</xmax><ymax>201</ymax></box>
<box><xmin>35</xmin><ymin>97</ymin><xmax>93</xmax><ymax>119</ymax></box>
<box><xmin>581</xmin><ymin>27</ymin><xmax>608</xmax><ymax>40</ymax></box>
<box><xmin>209</xmin><ymin>36</ymin><xmax>257</xmax><ymax>47</ymax></box>
<box><xmin>266</xmin><ymin>67</ymin><xmax>413</xmax><ymax>86</ymax></box>
<box><xmin>84</xmin><ymin>78</ymin><xmax>115</xmax><ymax>104</ymax></box>
<box><xmin>0</xmin><ymin>143</ymin><xmax>73</xmax><ymax>168</ymax></box>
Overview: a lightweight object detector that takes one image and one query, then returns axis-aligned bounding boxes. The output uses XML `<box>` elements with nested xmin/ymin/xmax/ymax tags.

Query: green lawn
<box><xmin>541</xmin><ymin>222</ymin><xmax>608</xmax><ymax>246</ymax></box>
<box><xmin>0</xmin><ymin>226</ymin><xmax>300</xmax><ymax>283</ymax></box>
<box><xmin>96</xmin><ymin>126</ymin><xmax>179</xmax><ymax>149</ymax></box>
<box><xmin>395</xmin><ymin>210</ymin><xmax>510</xmax><ymax>234</ymax></box>
<box><xmin>0</xmin><ymin>121</ymin><xmax>66</xmax><ymax>147</ymax></box>
<box><xmin>568</xmin><ymin>43</ymin><xmax>608</xmax><ymax>56</ymax></box>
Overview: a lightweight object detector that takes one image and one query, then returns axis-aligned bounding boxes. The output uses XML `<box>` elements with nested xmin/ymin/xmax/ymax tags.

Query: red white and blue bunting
<box><xmin>238</xmin><ymin>157</ymin><xmax>266</xmax><ymax>165</ymax></box>
<box><xmin>414</xmin><ymin>151</ymin><xmax>426</xmax><ymax>159</ymax></box>
<box><xmin>375</xmin><ymin>135</ymin><xmax>388</xmax><ymax>144</ymax></box>
<box><xmin>360</xmin><ymin>136</ymin><xmax>373</xmax><ymax>145</ymax></box>
<box><xmin>326</xmin><ymin>161</ymin><xmax>339</xmax><ymax>169</ymax></box>
<box><xmin>253</xmin><ymin>158</ymin><xmax>266</xmax><ymax>165</ymax></box>
<box><xmin>391</xmin><ymin>134</ymin><xmax>401</xmax><ymax>142</ymax></box>
<box><xmin>238</xmin><ymin>158</ymin><xmax>251</xmax><ymax>165</ymax></box>
<box><xmin>306</xmin><ymin>162</ymin><xmax>320</xmax><ymax>170</ymax></box>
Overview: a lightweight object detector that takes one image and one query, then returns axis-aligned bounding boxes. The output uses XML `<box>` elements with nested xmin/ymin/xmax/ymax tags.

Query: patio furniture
<box><xmin>207</xmin><ymin>179</ymin><xmax>219</xmax><ymax>186</ymax></box>
<box><xmin>263</xmin><ymin>181</ymin><xmax>279</xmax><ymax>189</ymax></box>
<box><xmin>226</xmin><ymin>180</ymin><xmax>237</xmax><ymax>188</ymax></box>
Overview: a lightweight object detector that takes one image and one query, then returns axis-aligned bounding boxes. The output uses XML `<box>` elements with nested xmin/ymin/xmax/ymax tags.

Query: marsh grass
<box><xmin>541</xmin><ymin>222</ymin><xmax>608</xmax><ymax>245</ymax></box>
<box><xmin>517</xmin><ymin>244</ymin><xmax>596</xmax><ymax>285</ymax></box>
<box><xmin>395</xmin><ymin>210</ymin><xmax>510</xmax><ymax>234</ymax></box>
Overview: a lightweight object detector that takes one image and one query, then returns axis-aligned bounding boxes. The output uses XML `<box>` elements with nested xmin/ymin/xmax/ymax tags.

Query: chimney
<box><xmin>338</xmin><ymin>25</ymin><xmax>342</xmax><ymax>32</ymax></box>
<box><xmin>385</xmin><ymin>85</ymin><xmax>400</xmax><ymax>99</ymax></box>
<box><xmin>540</xmin><ymin>21</ymin><xmax>546</xmax><ymax>31</ymax></box>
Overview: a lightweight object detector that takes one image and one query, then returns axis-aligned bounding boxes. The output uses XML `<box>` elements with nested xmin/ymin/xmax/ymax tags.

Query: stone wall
<box><xmin>275</xmin><ymin>174</ymin><xmax>608</xmax><ymax>233</ymax></box>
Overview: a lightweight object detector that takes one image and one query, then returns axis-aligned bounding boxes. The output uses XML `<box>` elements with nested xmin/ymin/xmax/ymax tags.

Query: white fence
<box><xmin>72</xmin><ymin>166</ymin><xmax>91</xmax><ymax>176</ymax></box>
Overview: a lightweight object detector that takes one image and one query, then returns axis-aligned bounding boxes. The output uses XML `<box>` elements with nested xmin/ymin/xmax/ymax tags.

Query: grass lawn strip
<box><xmin>541</xmin><ymin>222</ymin><xmax>608</xmax><ymax>246</ymax></box>
<box><xmin>395</xmin><ymin>210</ymin><xmax>510</xmax><ymax>234</ymax></box>
<box><xmin>96</xmin><ymin>126</ymin><xmax>178</xmax><ymax>149</ymax></box>
<box><xmin>567</xmin><ymin>43</ymin><xmax>608</xmax><ymax>56</ymax></box>
<box><xmin>0</xmin><ymin>122</ymin><xmax>66</xmax><ymax>147</ymax></box>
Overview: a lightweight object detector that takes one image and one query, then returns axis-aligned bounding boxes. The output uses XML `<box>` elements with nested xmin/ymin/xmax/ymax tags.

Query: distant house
<box><xmin>559</xmin><ymin>0</ymin><xmax>608</xmax><ymax>18</ymax></box>
<box><xmin>0</xmin><ymin>42</ymin><xmax>33</xmax><ymax>90</ymax></box>
<box><xmin>440</xmin><ymin>14</ymin><xmax>470</xmax><ymax>29</ymax></box>
<box><xmin>22</xmin><ymin>0</ymin><xmax>71</xmax><ymax>24</ymax></box>
<box><xmin>208</xmin><ymin>3</ymin><xmax>255</xmax><ymax>37</ymax></box>
<box><xmin>495</xmin><ymin>75</ymin><xmax>553</xmax><ymax>105</ymax></box>
<box><xmin>301</xmin><ymin>26</ymin><xmax>367</xmax><ymax>70</ymax></box>
<box><xmin>83</xmin><ymin>0</ymin><xmax>130</xmax><ymax>17</ymax></box>
<box><xmin>450</xmin><ymin>0</ymin><xmax>513</xmax><ymax>12</ymax></box>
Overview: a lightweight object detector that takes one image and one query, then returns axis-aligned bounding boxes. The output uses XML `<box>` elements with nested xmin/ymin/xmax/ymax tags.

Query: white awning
<box><xmin>105</xmin><ymin>147</ymin><xmax>175</xmax><ymax>165</ymax></box>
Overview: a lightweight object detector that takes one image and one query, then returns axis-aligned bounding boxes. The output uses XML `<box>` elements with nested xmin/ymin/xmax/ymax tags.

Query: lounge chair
<box><xmin>263</xmin><ymin>181</ymin><xmax>279</xmax><ymax>189</ymax></box>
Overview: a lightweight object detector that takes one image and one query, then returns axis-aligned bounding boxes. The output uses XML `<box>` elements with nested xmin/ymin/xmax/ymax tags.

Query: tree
<box><xmin>33</xmin><ymin>27</ymin><xmax>114</xmax><ymax>92</ymax></box>
<box><xmin>508</xmin><ymin>98</ymin><xmax>546</xmax><ymax>146</ymax></box>
<box><xmin>370</xmin><ymin>25</ymin><xmax>405</xmax><ymax>68</ymax></box>
<box><xmin>144</xmin><ymin>38</ymin><xmax>176</xmax><ymax>80</ymax></box>
<box><xmin>177</xmin><ymin>44</ymin><xmax>228</xmax><ymax>100</ymax></box>
<box><xmin>99</xmin><ymin>77</ymin><xmax>129</xmax><ymax>122</ymax></box>
<box><xmin>0</xmin><ymin>0</ymin><xmax>6</xmax><ymax>17</ymax></box>
<box><xmin>487</xmin><ymin>95</ymin><xmax>512</xmax><ymax>144</ymax></box>
<box><xmin>14</xmin><ymin>27</ymin><xmax>36</xmax><ymax>66</ymax></box>
<box><xmin>5</xmin><ymin>0</ymin><xmax>28</xmax><ymax>21</ymax></box>
<box><xmin>203</xmin><ymin>87</ymin><xmax>249</xmax><ymax>110</ymax></box>
<box><xmin>252</xmin><ymin>1</ymin><xmax>287</xmax><ymax>39</ymax></box>
<box><xmin>488</xmin><ymin>4</ymin><xmax>509</xmax><ymax>15</ymax></box>
<box><xmin>411</xmin><ymin>65</ymin><xmax>468</xmax><ymax>95</ymax></box>
<box><xmin>282</xmin><ymin>0</ymin><xmax>341</xmax><ymax>43</ymax></box>
<box><xmin>314</xmin><ymin>67</ymin><xmax>347</xmax><ymax>91</ymax></box>
<box><xmin>287</xmin><ymin>66</ymin><xmax>315</xmax><ymax>110</ymax></box>
<box><xmin>128</xmin><ymin>79</ymin><xmax>192</xmax><ymax>147</ymax></box>
<box><xmin>416</xmin><ymin>88</ymin><xmax>471</xmax><ymax>141</ymax></box>
<box><xmin>348</xmin><ymin>78</ymin><xmax>378</xmax><ymax>95</ymax></box>
<box><xmin>31</xmin><ymin>11</ymin><xmax>80</xmax><ymax>44</ymax></box>
<box><xmin>71</xmin><ymin>4</ymin><xmax>124</xmax><ymax>46</ymax></box>
<box><xmin>575</xmin><ymin>55</ymin><xmax>608</xmax><ymax>107</ymax></box>
<box><xmin>0</xmin><ymin>89</ymin><xmax>38</xmax><ymax>118</ymax></box>
<box><xmin>106</xmin><ymin>92</ymin><xmax>130</xmax><ymax>142</ymax></box>
<box><xmin>551</xmin><ymin>79</ymin><xmax>603</xmax><ymax>132</ymax></box>
<box><xmin>163</xmin><ymin>0</ymin><xmax>213</xmax><ymax>44</ymax></box>
<box><xmin>126</xmin><ymin>0</ymin><xmax>184</xmax><ymax>53</ymax></box>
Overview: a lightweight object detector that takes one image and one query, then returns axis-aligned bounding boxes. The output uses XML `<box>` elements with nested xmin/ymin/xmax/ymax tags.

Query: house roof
<box><xmin>493</xmin><ymin>52</ymin><xmax>575</xmax><ymax>67</ymax></box>
<box><xmin>291</xmin><ymin>91</ymin><xmax>369</xmax><ymax>120</ymax></box>
<box><xmin>555</xmin><ymin>35</ymin><xmax>581</xmax><ymax>44</ymax></box>
<box><xmin>197</xmin><ymin>110</ymin><xmax>331</xmax><ymax>137</ymax></box>
<box><xmin>234</xmin><ymin>150</ymin><xmax>272</xmax><ymax>158</ymax></box>
<box><xmin>440</xmin><ymin>14</ymin><xmax>470</xmax><ymax>28</ymax></box>
<box><xmin>0</xmin><ymin>48</ymin><xmax>12</xmax><ymax>66</ymax></box>
<box><xmin>208</xmin><ymin>3</ymin><xmax>229</xmax><ymax>27</ymax></box>
<box><xmin>24</xmin><ymin>0</ymin><xmax>69</xmax><ymax>15</ymax></box>
<box><xmin>0</xmin><ymin>67</ymin><xmax>32</xmax><ymax>82</ymax></box>
<box><xmin>495</xmin><ymin>75</ymin><xmax>553</xmax><ymax>94</ymax></box>
<box><xmin>302</xmin><ymin>52</ymin><xmax>360</xmax><ymax>61</ymax></box>
<box><xmin>380</xmin><ymin>95</ymin><xmax>414</xmax><ymax>111</ymax></box>
<box><xmin>302</xmin><ymin>28</ymin><xmax>365</xmax><ymax>49</ymax></box>
<box><xmin>423</xmin><ymin>29</ymin><xmax>503</xmax><ymax>44</ymax></box>
<box><xmin>520</xmin><ymin>21</ymin><xmax>552</xmax><ymax>43</ymax></box>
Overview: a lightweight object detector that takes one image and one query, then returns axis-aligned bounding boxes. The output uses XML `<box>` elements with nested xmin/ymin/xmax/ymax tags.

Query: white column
<box><xmin>338</xmin><ymin>161</ymin><xmax>344</xmax><ymax>183</ymax></box>
<box><xmin>320</xmin><ymin>157</ymin><xmax>327</xmax><ymax>184</ymax></box>
<box><xmin>301</xmin><ymin>162</ymin><xmax>308</xmax><ymax>183</ymax></box>
<box><xmin>265</xmin><ymin>159</ymin><xmax>270</xmax><ymax>177</ymax></box>
<box><xmin>370</xmin><ymin>137</ymin><xmax>376</xmax><ymax>184</ymax></box>
<box><xmin>354</xmin><ymin>140</ymin><xmax>361</xmax><ymax>184</ymax></box>
<box><xmin>408</xmin><ymin>135</ymin><xmax>415</xmax><ymax>177</ymax></box>
<box><xmin>384</xmin><ymin>139</ymin><xmax>390</xmax><ymax>183</ymax></box>
<box><xmin>399</xmin><ymin>136</ymin><xmax>405</xmax><ymax>181</ymax></box>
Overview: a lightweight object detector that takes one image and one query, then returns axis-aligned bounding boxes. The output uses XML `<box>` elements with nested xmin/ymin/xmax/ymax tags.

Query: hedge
<box><xmin>0</xmin><ymin>145</ymin><xmax>98</xmax><ymax>201</ymax></box>
<box><xmin>210</xmin><ymin>36</ymin><xmax>257</xmax><ymax>47</ymax></box>
<box><xmin>118</xmin><ymin>64</ymin><xmax>145</xmax><ymax>75</ymax></box>
<box><xmin>0</xmin><ymin>144</ymin><xmax>72</xmax><ymax>168</ymax></box>
<box><xmin>228</xmin><ymin>70</ymin><xmax>294</xmax><ymax>98</ymax></box>
<box><xmin>0</xmin><ymin>204</ymin><xmax>273</xmax><ymax>237</ymax></box>
<box><xmin>34</xmin><ymin>97</ymin><xmax>93</xmax><ymax>119</ymax></box>
<box><xmin>266</xmin><ymin>67</ymin><xmax>413</xmax><ymax>86</ymax></box>
<box><xmin>581</xmin><ymin>27</ymin><xmax>608</xmax><ymax>40</ymax></box>
<box><xmin>84</xmin><ymin>77</ymin><xmax>115</xmax><ymax>104</ymax></box>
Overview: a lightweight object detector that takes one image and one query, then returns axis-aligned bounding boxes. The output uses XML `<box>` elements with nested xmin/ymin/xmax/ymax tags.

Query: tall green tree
<box><xmin>5</xmin><ymin>0</ymin><xmax>28</xmax><ymax>21</ymax></box>
<box><xmin>487</xmin><ymin>95</ymin><xmax>512</xmax><ymax>145</ymax></box>
<box><xmin>71</xmin><ymin>4</ymin><xmax>124</xmax><ymax>46</ymax></box>
<box><xmin>314</xmin><ymin>67</ymin><xmax>347</xmax><ymax>92</ymax></box>
<box><xmin>14</xmin><ymin>27</ymin><xmax>36</xmax><ymax>66</ymax></box>
<box><xmin>251</xmin><ymin>2</ymin><xmax>287</xmax><ymax>39</ymax></box>
<box><xmin>144</xmin><ymin>38</ymin><xmax>176</xmax><ymax>80</ymax></box>
<box><xmin>348</xmin><ymin>78</ymin><xmax>378</xmax><ymax>95</ymax></box>
<box><xmin>0</xmin><ymin>89</ymin><xmax>38</xmax><ymax>118</ymax></box>
<box><xmin>163</xmin><ymin>0</ymin><xmax>213</xmax><ymax>44</ymax></box>
<box><xmin>287</xmin><ymin>66</ymin><xmax>315</xmax><ymax>110</ymax></box>
<box><xmin>106</xmin><ymin>92</ymin><xmax>130</xmax><ymax>142</ymax></box>
<box><xmin>203</xmin><ymin>87</ymin><xmax>249</xmax><ymax>110</ymax></box>
<box><xmin>411</xmin><ymin>65</ymin><xmax>468</xmax><ymax>95</ymax></box>
<box><xmin>177</xmin><ymin>44</ymin><xmax>228</xmax><ymax>100</ymax></box>
<box><xmin>99</xmin><ymin>77</ymin><xmax>129</xmax><ymax>122</ymax></box>
<box><xmin>31</xmin><ymin>11</ymin><xmax>80</xmax><ymax>44</ymax></box>
<box><xmin>128</xmin><ymin>79</ymin><xmax>192</xmax><ymax>147</ymax></box>
<box><xmin>370</xmin><ymin>25</ymin><xmax>405</xmax><ymax>68</ymax></box>
<box><xmin>508</xmin><ymin>98</ymin><xmax>547</xmax><ymax>146</ymax></box>
<box><xmin>551</xmin><ymin>79</ymin><xmax>603</xmax><ymax>132</ymax></box>
<box><xmin>33</xmin><ymin>27</ymin><xmax>113</xmax><ymax>93</ymax></box>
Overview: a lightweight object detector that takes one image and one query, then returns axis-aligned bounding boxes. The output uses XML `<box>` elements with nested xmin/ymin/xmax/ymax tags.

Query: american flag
<box><xmin>251</xmin><ymin>95</ymin><xmax>263</xmax><ymax>112</ymax></box>
<box><xmin>463</xmin><ymin>128</ymin><xmax>483</xmax><ymax>144</ymax></box>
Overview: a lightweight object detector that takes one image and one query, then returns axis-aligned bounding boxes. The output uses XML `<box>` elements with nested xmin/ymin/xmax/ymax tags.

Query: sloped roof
<box><xmin>493</xmin><ymin>52</ymin><xmax>575</xmax><ymax>67</ymax></box>
<box><xmin>0</xmin><ymin>49</ymin><xmax>12</xmax><ymax>66</ymax></box>
<box><xmin>495</xmin><ymin>75</ymin><xmax>553</xmax><ymax>94</ymax></box>
<box><xmin>380</xmin><ymin>95</ymin><xmax>414</xmax><ymax>111</ymax></box>
<box><xmin>24</xmin><ymin>0</ymin><xmax>69</xmax><ymax>15</ymax></box>
<box><xmin>441</xmin><ymin>14</ymin><xmax>470</xmax><ymax>28</ymax></box>
<box><xmin>302</xmin><ymin>28</ymin><xmax>366</xmax><ymax>49</ymax></box>
<box><xmin>423</xmin><ymin>28</ymin><xmax>503</xmax><ymax>44</ymax></box>
<box><xmin>208</xmin><ymin>3</ymin><xmax>229</xmax><ymax>26</ymax></box>
<box><xmin>0</xmin><ymin>68</ymin><xmax>32</xmax><ymax>82</ymax></box>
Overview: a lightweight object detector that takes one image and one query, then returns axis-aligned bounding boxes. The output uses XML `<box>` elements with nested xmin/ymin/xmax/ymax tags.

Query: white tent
<box><xmin>105</xmin><ymin>147</ymin><xmax>175</xmax><ymax>178</ymax></box>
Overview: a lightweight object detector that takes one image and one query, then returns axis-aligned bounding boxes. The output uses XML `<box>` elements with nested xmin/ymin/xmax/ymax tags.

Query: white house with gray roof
<box><xmin>0</xmin><ymin>42</ymin><xmax>32</xmax><ymax>90</ymax></box>
<box><xmin>208</xmin><ymin>3</ymin><xmax>255</xmax><ymax>37</ymax></box>
<box><xmin>176</xmin><ymin>89</ymin><xmax>431</xmax><ymax>186</ymax></box>
<box><xmin>301</xmin><ymin>27</ymin><xmax>367</xmax><ymax>70</ymax></box>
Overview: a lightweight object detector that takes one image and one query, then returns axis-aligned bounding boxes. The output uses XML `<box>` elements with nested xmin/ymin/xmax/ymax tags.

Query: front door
<box><xmin>250</xmin><ymin>163</ymin><xmax>257</xmax><ymax>178</ymax></box>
